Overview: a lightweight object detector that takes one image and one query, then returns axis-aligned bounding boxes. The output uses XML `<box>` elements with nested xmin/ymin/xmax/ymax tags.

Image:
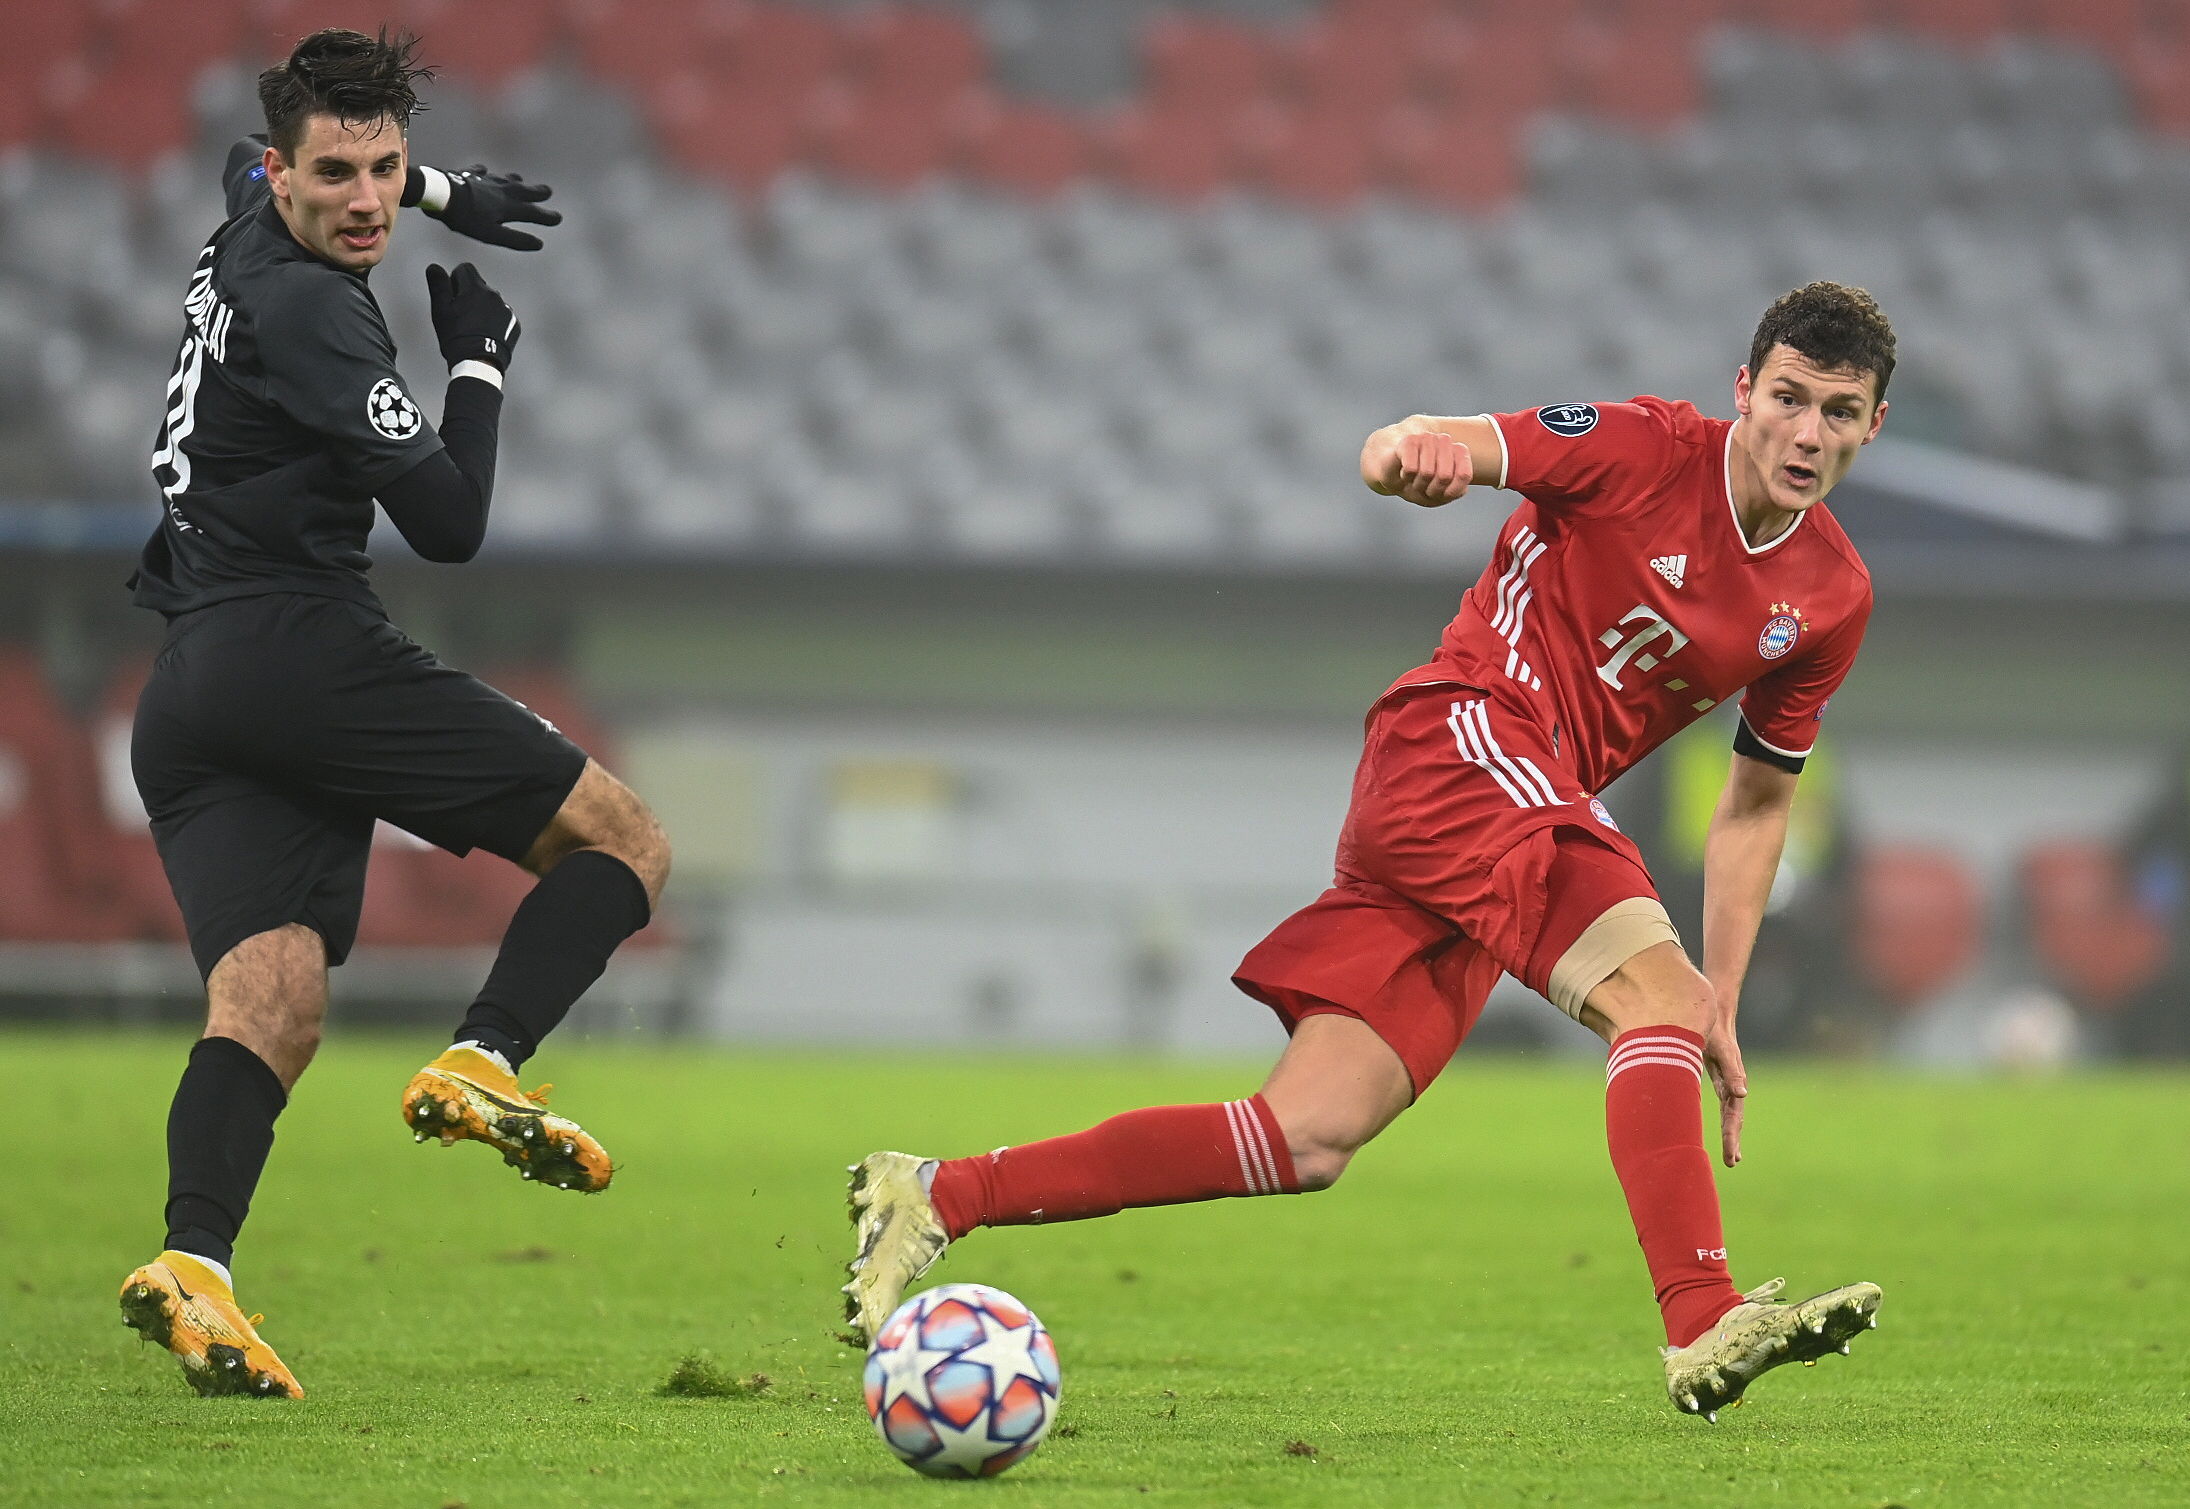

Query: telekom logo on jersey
<box><xmin>1595</xmin><ymin>605</ymin><xmax>1689</xmax><ymax>690</ymax></box>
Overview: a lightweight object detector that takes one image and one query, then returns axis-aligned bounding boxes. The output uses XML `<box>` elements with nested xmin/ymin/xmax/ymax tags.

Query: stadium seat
<box><xmin>396</xmin><ymin>0</ymin><xmax>557</xmax><ymax>87</ymax></box>
<box><xmin>1376</xmin><ymin>102</ymin><xmax>1525</xmax><ymax>210</ymax></box>
<box><xmin>843</xmin><ymin>3</ymin><xmax>987</xmax><ymax>109</ymax></box>
<box><xmin>1096</xmin><ymin>103</ymin><xmax>1246</xmax><ymax>204</ymax></box>
<box><xmin>648</xmin><ymin>70</ymin><xmax>811</xmax><ymax>192</ymax></box>
<box><xmin>51</xmin><ymin>63</ymin><xmax>196</xmax><ymax>172</ymax></box>
<box><xmin>96</xmin><ymin>0</ymin><xmax>250</xmax><ymax>79</ymax></box>
<box><xmin>0</xmin><ymin>650</ymin><xmax>136</xmax><ymax>942</ymax></box>
<box><xmin>809</xmin><ymin>84</ymin><xmax>966</xmax><ymax>192</ymax></box>
<box><xmin>568</xmin><ymin>0</ymin><xmax>696</xmax><ymax>87</ymax></box>
<box><xmin>2123</xmin><ymin>36</ymin><xmax>2190</xmax><ymax>136</ymax></box>
<box><xmin>1245</xmin><ymin>103</ymin><xmax>1377</xmax><ymax>208</ymax></box>
<box><xmin>1898</xmin><ymin>0</ymin><xmax>2020</xmax><ymax>48</ymax></box>
<box><xmin>956</xmin><ymin>98</ymin><xmax>1090</xmax><ymax>199</ymax></box>
<box><xmin>1565</xmin><ymin>18</ymin><xmax>1701</xmax><ymax>128</ymax></box>
<box><xmin>97</xmin><ymin>661</ymin><xmax>189</xmax><ymax>944</ymax></box>
<box><xmin>1280</xmin><ymin>17</ymin><xmax>1416</xmax><ymax>118</ymax></box>
<box><xmin>251</xmin><ymin>0</ymin><xmax>415</xmax><ymax>60</ymax></box>
<box><xmin>1139</xmin><ymin>12</ymin><xmax>1281</xmax><ymax>119</ymax></box>
<box><xmin>0</xmin><ymin>1</ymin><xmax>91</xmax><ymax>147</ymax></box>
<box><xmin>1853</xmin><ymin>845</ymin><xmax>1984</xmax><ymax>1009</ymax></box>
<box><xmin>2018</xmin><ymin>841</ymin><xmax>2169</xmax><ymax>1012</ymax></box>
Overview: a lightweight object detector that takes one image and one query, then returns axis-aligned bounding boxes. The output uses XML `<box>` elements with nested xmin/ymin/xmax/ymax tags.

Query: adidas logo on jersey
<box><xmin>1650</xmin><ymin>554</ymin><xmax>1687</xmax><ymax>589</ymax></box>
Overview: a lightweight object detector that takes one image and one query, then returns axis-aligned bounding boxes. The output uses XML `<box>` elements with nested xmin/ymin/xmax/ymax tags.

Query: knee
<box><xmin>1288</xmin><ymin>1138</ymin><xmax>1358</xmax><ymax>1193</ymax></box>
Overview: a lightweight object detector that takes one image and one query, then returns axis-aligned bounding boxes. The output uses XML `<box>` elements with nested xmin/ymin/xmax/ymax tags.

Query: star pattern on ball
<box><xmin>954</xmin><ymin>1308</ymin><xmax>1050</xmax><ymax>1399</ymax></box>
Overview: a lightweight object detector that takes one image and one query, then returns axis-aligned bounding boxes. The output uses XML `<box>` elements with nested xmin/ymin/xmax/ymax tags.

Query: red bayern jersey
<box><xmin>1404</xmin><ymin>395</ymin><xmax>1872</xmax><ymax>797</ymax></box>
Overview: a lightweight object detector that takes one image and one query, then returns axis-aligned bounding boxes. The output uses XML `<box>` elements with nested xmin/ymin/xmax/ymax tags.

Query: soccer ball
<box><xmin>863</xmin><ymin>1283</ymin><xmax>1061</xmax><ymax>1478</ymax></box>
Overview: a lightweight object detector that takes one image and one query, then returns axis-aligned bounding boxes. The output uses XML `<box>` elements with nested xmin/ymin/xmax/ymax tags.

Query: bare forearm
<box><xmin>1360</xmin><ymin>414</ymin><xmax>1504</xmax><ymax>495</ymax></box>
<box><xmin>1701</xmin><ymin>801</ymin><xmax>1791</xmax><ymax>1025</ymax></box>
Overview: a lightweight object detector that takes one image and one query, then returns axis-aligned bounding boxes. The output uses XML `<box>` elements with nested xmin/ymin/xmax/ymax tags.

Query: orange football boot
<box><xmin>119</xmin><ymin>1251</ymin><xmax>302</xmax><ymax>1398</ymax></box>
<box><xmin>401</xmin><ymin>1045</ymin><xmax>613</xmax><ymax>1192</ymax></box>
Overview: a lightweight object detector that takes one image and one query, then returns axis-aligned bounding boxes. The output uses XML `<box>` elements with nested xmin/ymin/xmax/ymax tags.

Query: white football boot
<box><xmin>841</xmin><ymin>1151</ymin><xmax>951</xmax><ymax>1346</ymax></box>
<box><xmin>1663</xmin><ymin>1277</ymin><xmax>1884</xmax><ymax>1421</ymax></box>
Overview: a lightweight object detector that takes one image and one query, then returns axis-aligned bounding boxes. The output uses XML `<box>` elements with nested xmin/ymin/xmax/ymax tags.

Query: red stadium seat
<box><xmin>1410</xmin><ymin>13</ymin><xmax>1556</xmax><ymax>117</ymax></box>
<box><xmin>568</xmin><ymin>0</ymin><xmax>707</xmax><ymax>88</ymax></box>
<box><xmin>1097</xmin><ymin>101</ymin><xmax>1249</xmax><ymax>204</ymax></box>
<box><xmin>0</xmin><ymin>651</ymin><xmax>136</xmax><ymax>942</ymax></box>
<box><xmin>957</xmin><ymin>96</ymin><xmax>1091</xmax><ymax>198</ymax></box>
<box><xmin>397</xmin><ymin>0</ymin><xmax>558</xmax><ymax>86</ymax></box>
<box><xmin>647</xmin><ymin>68</ymin><xmax>812</xmax><ymax>192</ymax></box>
<box><xmin>2124</xmin><ymin>37</ymin><xmax>2190</xmax><ymax>136</ymax></box>
<box><xmin>97</xmin><ymin>661</ymin><xmax>190</xmax><ymax>943</ymax></box>
<box><xmin>1279</xmin><ymin>17</ymin><xmax>1416</xmax><ymax>117</ymax></box>
<box><xmin>1376</xmin><ymin>100</ymin><xmax>1525</xmax><ymax>209</ymax></box>
<box><xmin>251</xmin><ymin>0</ymin><xmax>416</xmax><ymax>61</ymax></box>
<box><xmin>2030</xmin><ymin>0</ymin><xmax>2145</xmax><ymax>55</ymax></box>
<box><xmin>1563</xmin><ymin>17</ymin><xmax>1700</xmax><ymax>128</ymax></box>
<box><xmin>1140</xmin><ymin>13</ymin><xmax>1281</xmax><ymax>119</ymax></box>
<box><xmin>1328</xmin><ymin>0</ymin><xmax>1449</xmax><ymax>31</ymax></box>
<box><xmin>1245</xmin><ymin>103</ymin><xmax>1377</xmax><ymax>208</ymax></box>
<box><xmin>844</xmin><ymin>3</ymin><xmax>986</xmax><ymax>109</ymax></box>
<box><xmin>1896</xmin><ymin>0</ymin><xmax>2019</xmax><ymax>48</ymax></box>
<box><xmin>809</xmin><ymin>81</ymin><xmax>964</xmax><ymax>191</ymax></box>
<box><xmin>714</xmin><ymin>2</ymin><xmax>852</xmax><ymax>104</ymax></box>
<box><xmin>96</xmin><ymin>0</ymin><xmax>251</xmax><ymax>79</ymax></box>
<box><xmin>0</xmin><ymin>0</ymin><xmax>95</xmax><ymax>144</ymax></box>
<box><xmin>1852</xmin><ymin>845</ymin><xmax>1983</xmax><ymax>1010</ymax></box>
<box><xmin>50</xmin><ymin>61</ymin><xmax>195</xmax><ymax>172</ymax></box>
<box><xmin>2019</xmin><ymin>842</ymin><xmax>2168</xmax><ymax>1012</ymax></box>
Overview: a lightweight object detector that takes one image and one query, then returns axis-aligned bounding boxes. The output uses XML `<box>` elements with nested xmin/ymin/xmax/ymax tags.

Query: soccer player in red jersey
<box><xmin>844</xmin><ymin>282</ymin><xmax>1893</xmax><ymax>1420</ymax></box>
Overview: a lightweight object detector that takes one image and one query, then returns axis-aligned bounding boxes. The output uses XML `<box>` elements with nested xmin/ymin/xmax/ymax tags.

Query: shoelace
<box><xmin>525</xmin><ymin>1083</ymin><xmax>554</xmax><ymax>1105</ymax></box>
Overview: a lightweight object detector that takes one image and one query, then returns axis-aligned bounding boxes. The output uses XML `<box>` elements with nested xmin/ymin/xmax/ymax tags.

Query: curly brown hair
<box><xmin>259</xmin><ymin>27</ymin><xmax>433</xmax><ymax>162</ymax></box>
<box><xmin>1748</xmin><ymin>282</ymin><xmax>1897</xmax><ymax>402</ymax></box>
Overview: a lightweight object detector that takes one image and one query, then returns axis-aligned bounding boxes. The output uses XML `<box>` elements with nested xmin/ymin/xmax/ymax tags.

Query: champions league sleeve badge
<box><xmin>367</xmin><ymin>377</ymin><xmax>423</xmax><ymax>440</ymax></box>
<box><xmin>1537</xmin><ymin>403</ymin><xmax>1599</xmax><ymax>437</ymax></box>
<box><xmin>1758</xmin><ymin>602</ymin><xmax>1809</xmax><ymax>661</ymax></box>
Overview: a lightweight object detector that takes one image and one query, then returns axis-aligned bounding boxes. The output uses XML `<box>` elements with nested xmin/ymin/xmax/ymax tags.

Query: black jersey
<box><xmin>129</xmin><ymin>147</ymin><xmax>445</xmax><ymax>615</ymax></box>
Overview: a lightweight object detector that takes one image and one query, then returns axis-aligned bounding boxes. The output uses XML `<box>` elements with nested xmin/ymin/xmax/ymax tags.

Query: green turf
<box><xmin>1</xmin><ymin>1030</ymin><xmax>2184</xmax><ymax>1507</ymax></box>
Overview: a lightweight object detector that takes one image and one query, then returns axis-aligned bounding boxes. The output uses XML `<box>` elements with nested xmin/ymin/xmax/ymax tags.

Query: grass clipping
<box><xmin>660</xmin><ymin>1358</ymin><xmax>773</xmax><ymax>1399</ymax></box>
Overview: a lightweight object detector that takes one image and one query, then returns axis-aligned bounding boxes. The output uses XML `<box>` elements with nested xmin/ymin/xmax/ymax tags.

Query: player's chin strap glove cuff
<box><xmin>404</xmin><ymin>163</ymin><xmax>560</xmax><ymax>251</ymax></box>
<box><xmin>428</xmin><ymin>262</ymin><xmax>521</xmax><ymax>376</ymax></box>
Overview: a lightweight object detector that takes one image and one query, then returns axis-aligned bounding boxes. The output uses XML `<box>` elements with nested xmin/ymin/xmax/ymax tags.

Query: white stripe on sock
<box><xmin>1234</xmin><ymin>1099</ymin><xmax>1281</xmax><ymax>1194</ymax></box>
<box><xmin>1222</xmin><ymin>1100</ymin><xmax>1267</xmax><ymax>1194</ymax></box>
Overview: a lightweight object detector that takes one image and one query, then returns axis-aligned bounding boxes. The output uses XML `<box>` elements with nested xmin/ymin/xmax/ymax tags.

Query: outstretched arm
<box><xmin>1699</xmin><ymin>752</ymin><xmax>1800</xmax><ymax>1166</ymax></box>
<box><xmin>1359</xmin><ymin>415</ymin><xmax>1506</xmax><ymax>507</ymax></box>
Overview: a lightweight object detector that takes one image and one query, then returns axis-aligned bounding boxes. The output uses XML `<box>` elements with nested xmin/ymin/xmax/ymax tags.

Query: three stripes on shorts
<box><xmin>1447</xmin><ymin>699</ymin><xmax>1563</xmax><ymax>809</ymax></box>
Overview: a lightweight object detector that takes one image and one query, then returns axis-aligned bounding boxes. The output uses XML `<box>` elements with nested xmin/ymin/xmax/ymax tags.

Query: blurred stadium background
<box><xmin>2</xmin><ymin>0</ymin><xmax>2188</xmax><ymax>1064</ymax></box>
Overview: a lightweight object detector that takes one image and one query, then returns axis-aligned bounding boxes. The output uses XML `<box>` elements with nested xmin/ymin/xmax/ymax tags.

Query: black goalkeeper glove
<box><xmin>403</xmin><ymin>163</ymin><xmax>561</xmax><ymax>251</ymax></box>
<box><xmin>427</xmin><ymin>262</ymin><xmax>521</xmax><ymax>373</ymax></box>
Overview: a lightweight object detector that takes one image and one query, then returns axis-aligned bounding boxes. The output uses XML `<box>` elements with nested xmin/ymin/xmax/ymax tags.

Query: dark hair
<box><xmin>1748</xmin><ymin>281</ymin><xmax>1897</xmax><ymax>402</ymax></box>
<box><xmin>259</xmin><ymin>27</ymin><xmax>432</xmax><ymax>162</ymax></box>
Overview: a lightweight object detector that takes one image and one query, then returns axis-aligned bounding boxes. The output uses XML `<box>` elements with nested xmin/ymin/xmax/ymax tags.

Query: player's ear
<box><xmin>1732</xmin><ymin>365</ymin><xmax>1754</xmax><ymax>415</ymax></box>
<box><xmin>1863</xmin><ymin>397</ymin><xmax>1887</xmax><ymax>444</ymax></box>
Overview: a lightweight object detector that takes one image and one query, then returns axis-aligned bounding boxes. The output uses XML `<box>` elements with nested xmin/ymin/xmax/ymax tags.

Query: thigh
<box><xmin>163</xmin><ymin>594</ymin><xmax>589</xmax><ymax>864</ymax></box>
<box><xmin>1346</xmin><ymin>685</ymin><xmax>1656</xmax><ymax>980</ymax></box>
<box><xmin>145</xmin><ymin>772</ymin><xmax>371</xmax><ymax>980</ymax></box>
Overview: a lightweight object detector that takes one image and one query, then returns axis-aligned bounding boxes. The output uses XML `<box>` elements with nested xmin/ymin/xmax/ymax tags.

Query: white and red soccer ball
<box><xmin>863</xmin><ymin>1283</ymin><xmax>1061</xmax><ymax>1478</ymax></box>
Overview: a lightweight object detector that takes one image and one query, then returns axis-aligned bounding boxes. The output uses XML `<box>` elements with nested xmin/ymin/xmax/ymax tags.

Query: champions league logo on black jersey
<box><xmin>367</xmin><ymin>378</ymin><xmax>422</xmax><ymax>441</ymax></box>
<box><xmin>1537</xmin><ymin>403</ymin><xmax>1599</xmax><ymax>437</ymax></box>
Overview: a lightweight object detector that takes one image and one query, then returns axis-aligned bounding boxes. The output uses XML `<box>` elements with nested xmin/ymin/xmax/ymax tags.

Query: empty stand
<box><xmin>1853</xmin><ymin>845</ymin><xmax>1983</xmax><ymax>1008</ymax></box>
<box><xmin>2018</xmin><ymin>841</ymin><xmax>2170</xmax><ymax>1011</ymax></box>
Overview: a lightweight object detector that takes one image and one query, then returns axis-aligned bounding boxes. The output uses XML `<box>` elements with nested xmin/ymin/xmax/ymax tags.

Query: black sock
<box><xmin>455</xmin><ymin>850</ymin><xmax>652</xmax><ymax>1069</ymax></box>
<box><xmin>164</xmin><ymin>1037</ymin><xmax>288</xmax><ymax>1269</ymax></box>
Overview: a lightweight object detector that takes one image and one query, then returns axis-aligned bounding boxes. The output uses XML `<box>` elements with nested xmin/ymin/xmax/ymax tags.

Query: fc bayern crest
<box><xmin>1589</xmin><ymin>797</ymin><xmax>1621</xmax><ymax>832</ymax></box>
<box><xmin>1538</xmin><ymin>403</ymin><xmax>1599</xmax><ymax>437</ymax></box>
<box><xmin>1758</xmin><ymin>613</ymin><xmax>1802</xmax><ymax>661</ymax></box>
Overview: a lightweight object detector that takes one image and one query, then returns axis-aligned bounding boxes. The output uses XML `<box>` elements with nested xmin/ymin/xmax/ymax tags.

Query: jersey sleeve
<box><xmin>1490</xmin><ymin>397</ymin><xmax>1688</xmax><ymax>513</ymax></box>
<box><xmin>257</xmin><ymin>268</ymin><xmax>443</xmax><ymax>489</ymax></box>
<box><xmin>1736</xmin><ymin>592</ymin><xmax>1872</xmax><ymax>770</ymax></box>
<box><xmin>222</xmin><ymin>135</ymin><xmax>273</xmax><ymax>218</ymax></box>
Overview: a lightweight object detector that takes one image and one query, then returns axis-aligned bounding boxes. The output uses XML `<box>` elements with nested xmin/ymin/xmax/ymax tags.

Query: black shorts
<box><xmin>133</xmin><ymin>592</ymin><xmax>590</xmax><ymax>978</ymax></box>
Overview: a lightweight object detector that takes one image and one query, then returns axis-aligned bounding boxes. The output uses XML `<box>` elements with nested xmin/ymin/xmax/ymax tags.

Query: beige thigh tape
<box><xmin>1546</xmin><ymin>897</ymin><xmax>1682</xmax><ymax>1022</ymax></box>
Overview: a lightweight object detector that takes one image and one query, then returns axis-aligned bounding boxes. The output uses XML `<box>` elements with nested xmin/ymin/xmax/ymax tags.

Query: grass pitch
<box><xmin>1</xmin><ymin>1030</ymin><xmax>2184</xmax><ymax>1508</ymax></box>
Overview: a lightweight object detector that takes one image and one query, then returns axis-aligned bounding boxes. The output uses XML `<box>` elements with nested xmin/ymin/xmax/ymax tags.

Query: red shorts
<box><xmin>1233</xmin><ymin>676</ymin><xmax>1662</xmax><ymax>1095</ymax></box>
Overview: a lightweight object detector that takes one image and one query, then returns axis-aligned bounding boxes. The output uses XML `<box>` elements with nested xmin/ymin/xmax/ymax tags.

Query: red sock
<box><xmin>1605</xmin><ymin>1028</ymin><xmax>1745</xmax><ymax>1347</ymax></box>
<box><xmin>927</xmin><ymin>1096</ymin><xmax>1298</xmax><ymax>1240</ymax></box>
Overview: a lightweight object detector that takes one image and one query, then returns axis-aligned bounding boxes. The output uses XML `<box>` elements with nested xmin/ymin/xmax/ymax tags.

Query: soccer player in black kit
<box><xmin>116</xmin><ymin>30</ymin><xmax>671</xmax><ymax>1398</ymax></box>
